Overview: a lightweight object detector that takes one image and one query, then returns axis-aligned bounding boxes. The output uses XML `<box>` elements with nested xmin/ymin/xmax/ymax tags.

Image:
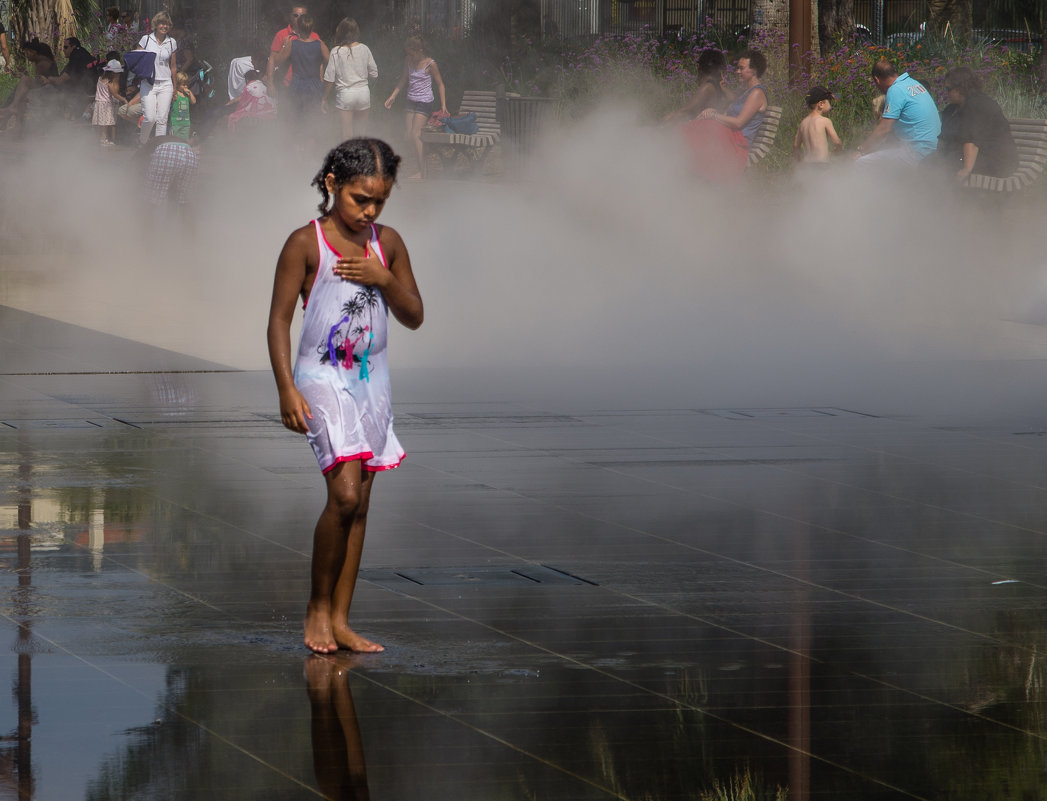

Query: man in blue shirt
<box><xmin>856</xmin><ymin>59</ymin><xmax>940</xmax><ymax>166</ymax></box>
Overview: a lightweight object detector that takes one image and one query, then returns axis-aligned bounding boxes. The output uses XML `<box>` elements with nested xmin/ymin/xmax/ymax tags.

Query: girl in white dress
<box><xmin>267</xmin><ymin>139</ymin><xmax>424</xmax><ymax>654</ymax></box>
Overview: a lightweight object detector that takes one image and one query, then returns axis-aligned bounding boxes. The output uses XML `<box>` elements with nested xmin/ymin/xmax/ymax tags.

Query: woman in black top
<box><xmin>943</xmin><ymin>66</ymin><xmax>1018</xmax><ymax>180</ymax></box>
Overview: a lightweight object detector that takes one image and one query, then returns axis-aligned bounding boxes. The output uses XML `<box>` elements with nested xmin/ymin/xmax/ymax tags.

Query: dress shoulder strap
<box><xmin>369</xmin><ymin>224</ymin><xmax>387</xmax><ymax>268</ymax></box>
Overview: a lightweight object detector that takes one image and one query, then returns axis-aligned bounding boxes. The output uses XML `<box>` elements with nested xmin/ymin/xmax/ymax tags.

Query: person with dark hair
<box><xmin>384</xmin><ymin>36</ymin><xmax>447</xmax><ymax>179</ymax></box>
<box><xmin>41</xmin><ymin>36</ymin><xmax>94</xmax><ymax>102</ymax></box>
<box><xmin>267</xmin><ymin>3</ymin><xmax>317</xmax><ymax>89</ymax></box>
<box><xmin>855</xmin><ymin>58</ymin><xmax>939</xmax><ymax>166</ymax></box>
<box><xmin>662</xmin><ymin>48</ymin><xmax>728</xmax><ymax>123</ymax></box>
<box><xmin>682</xmin><ymin>49</ymin><xmax>769</xmax><ymax>183</ymax></box>
<box><xmin>105</xmin><ymin>6</ymin><xmax>124</xmax><ymax>41</ymax></box>
<box><xmin>794</xmin><ymin>86</ymin><xmax>842</xmax><ymax>164</ymax></box>
<box><xmin>274</xmin><ymin>14</ymin><xmax>329</xmax><ymax>119</ymax></box>
<box><xmin>323</xmin><ymin>18</ymin><xmax>378</xmax><ymax>139</ymax></box>
<box><xmin>940</xmin><ymin>66</ymin><xmax>1017</xmax><ymax>181</ymax></box>
<box><xmin>228</xmin><ymin>46</ymin><xmax>269</xmax><ymax>102</ymax></box>
<box><xmin>267</xmin><ymin>138</ymin><xmax>424</xmax><ymax>654</ymax></box>
<box><xmin>0</xmin><ymin>39</ymin><xmax>57</xmax><ymax>132</ymax></box>
<box><xmin>227</xmin><ymin>69</ymin><xmax>277</xmax><ymax>133</ymax></box>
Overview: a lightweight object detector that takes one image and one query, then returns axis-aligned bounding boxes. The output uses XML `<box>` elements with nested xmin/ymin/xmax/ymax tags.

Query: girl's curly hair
<box><xmin>311</xmin><ymin>138</ymin><xmax>401</xmax><ymax>215</ymax></box>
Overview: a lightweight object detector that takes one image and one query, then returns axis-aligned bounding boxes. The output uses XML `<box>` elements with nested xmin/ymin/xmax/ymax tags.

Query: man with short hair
<box><xmin>856</xmin><ymin>59</ymin><xmax>940</xmax><ymax>167</ymax></box>
<box><xmin>267</xmin><ymin>4</ymin><xmax>318</xmax><ymax>88</ymax></box>
<box><xmin>45</xmin><ymin>37</ymin><xmax>93</xmax><ymax>91</ymax></box>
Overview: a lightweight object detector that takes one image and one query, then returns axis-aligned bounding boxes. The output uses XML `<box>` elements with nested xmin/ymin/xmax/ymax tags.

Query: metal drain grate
<box><xmin>361</xmin><ymin>564</ymin><xmax>597</xmax><ymax>589</ymax></box>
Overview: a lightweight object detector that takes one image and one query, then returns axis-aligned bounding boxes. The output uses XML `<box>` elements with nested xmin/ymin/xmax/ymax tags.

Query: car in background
<box><xmin>886</xmin><ymin>25</ymin><xmax>1042</xmax><ymax>53</ymax></box>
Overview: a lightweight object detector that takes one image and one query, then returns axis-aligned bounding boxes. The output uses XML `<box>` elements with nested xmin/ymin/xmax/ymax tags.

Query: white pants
<box><xmin>139</xmin><ymin>80</ymin><xmax>173</xmax><ymax>143</ymax></box>
<box><xmin>855</xmin><ymin>143</ymin><xmax>925</xmax><ymax>169</ymax></box>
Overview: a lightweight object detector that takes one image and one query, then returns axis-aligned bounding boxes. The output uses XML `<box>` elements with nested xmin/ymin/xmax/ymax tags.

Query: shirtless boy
<box><xmin>794</xmin><ymin>86</ymin><xmax>842</xmax><ymax>164</ymax></box>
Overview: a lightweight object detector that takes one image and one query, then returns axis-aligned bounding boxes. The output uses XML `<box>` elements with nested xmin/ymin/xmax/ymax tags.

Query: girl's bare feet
<box><xmin>304</xmin><ymin>602</ymin><xmax>338</xmax><ymax>653</ymax></box>
<box><xmin>332</xmin><ymin>623</ymin><xmax>384</xmax><ymax>653</ymax></box>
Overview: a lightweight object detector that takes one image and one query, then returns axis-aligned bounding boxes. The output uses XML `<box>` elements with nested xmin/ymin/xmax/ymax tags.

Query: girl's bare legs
<box><xmin>339</xmin><ymin>109</ymin><xmax>354</xmax><ymax>140</ymax></box>
<box><xmin>405</xmin><ymin>111</ymin><xmax>426</xmax><ymax>178</ymax></box>
<box><xmin>356</xmin><ymin>108</ymin><xmax>369</xmax><ymax>137</ymax></box>
<box><xmin>304</xmin><ymin>462</ymin><xmax>382</xmax><ymax>653</ymax></box>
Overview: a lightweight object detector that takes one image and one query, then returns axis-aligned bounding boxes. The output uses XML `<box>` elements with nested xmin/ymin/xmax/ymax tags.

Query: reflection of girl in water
<box><xmin>305</xmin><ymin>655</ymin><xmax>371</xmax><ymax>799</ymax></box>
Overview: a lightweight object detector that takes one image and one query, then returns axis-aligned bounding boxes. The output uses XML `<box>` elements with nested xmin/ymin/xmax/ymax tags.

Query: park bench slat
<box><xmin>963</xmin><ymin>116</ymin><xmax>1047</xmax><ymax>194</ymax></box>
<box><xmin>747</xmin><ymin>105</ymin><xmax>783</xmax><ymax>167</ymax></box>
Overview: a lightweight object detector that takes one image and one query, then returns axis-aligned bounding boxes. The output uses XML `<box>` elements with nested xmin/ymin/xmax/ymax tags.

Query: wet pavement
<box><xmin>3</xmin><ymin>302</ymin><xmax>1047</xmax><ymax>801</ymax></box>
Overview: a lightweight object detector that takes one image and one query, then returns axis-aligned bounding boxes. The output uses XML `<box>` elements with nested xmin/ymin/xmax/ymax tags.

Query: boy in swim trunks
<box><xmin>267</xmin><ymin>138</ymin><xmax>424</xmax><ymax>654</ymax></box>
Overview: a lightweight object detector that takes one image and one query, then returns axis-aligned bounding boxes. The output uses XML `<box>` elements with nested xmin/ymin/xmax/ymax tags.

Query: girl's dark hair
<box><xmin>335</xmin><ymin>17</ymin><xmax>361</xmax><ymax>47</ymax></box>
<box><xmin>297</xmin><ymin>15</ymin><xmax>314</xmax><ymax>37</ymax></box>
<box><xmin>696</xmin><ymin>48</ymin><xmax>726</xmax><ymax>78</ymax></box>
<box><xmin>22</xmin><ymin>38</ymin><xmax>55</xmax><ymax>61</ymax></box>
<box><xmin>244</xmin><ymin>69</ymin><xmax>261</xmax><ymax>84</ymax></box>
<box><xmin>312</xmin><ymin>138</ymin><xmax>401</xmax><ymax>214</ymax></box>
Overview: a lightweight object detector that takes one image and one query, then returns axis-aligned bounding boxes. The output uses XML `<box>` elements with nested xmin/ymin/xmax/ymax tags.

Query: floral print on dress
<box><xmin>318</xmin><ymin>286</ymin><xmax>381</xmax><ymax>381</ymax></box>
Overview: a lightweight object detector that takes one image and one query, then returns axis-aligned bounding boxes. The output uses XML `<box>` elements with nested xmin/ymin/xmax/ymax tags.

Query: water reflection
<box><xmin>2</xmin><ymin>445</ymin><xmax>36</xmax><ymax>799</ymax></box>
<box><xmin>306</xmin><ymin>655</ymin><xmax>371</xmax><ymax>800</ymax></box>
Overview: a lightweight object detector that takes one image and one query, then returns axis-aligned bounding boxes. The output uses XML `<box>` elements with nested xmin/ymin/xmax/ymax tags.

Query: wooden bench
<box><xmin>963</xmin><ymin>117</ymin><xmax>1047</xmax><ymax>192</ymax></box>
<box><xmin>419</xmin><ymin>90</ymin><xmax>500</xmax><ymax>179</ymax></box>
<box><xmin>747</xmin><ymin>105</ymin><xmax>783</xmax><ymax>167</ymax></box>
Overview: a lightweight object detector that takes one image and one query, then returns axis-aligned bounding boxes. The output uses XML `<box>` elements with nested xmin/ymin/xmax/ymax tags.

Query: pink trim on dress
<box><xmin>321</xmin><ymin>451</ymin><xmax>376</xmax><ymax>474</ymax></box>
<box><xmin>365</xmin><ymin>455</ymin><xmax>404</xmax><ymax>472</ymax></box>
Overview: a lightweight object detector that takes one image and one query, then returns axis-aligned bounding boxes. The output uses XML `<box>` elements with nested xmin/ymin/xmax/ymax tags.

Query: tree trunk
<box><xmin>927</xmin><ymin>0</ymin><xmax>972</xmax><ymax>44</ymax></box>
<box><xmin>10</xmin><ymin>0</ymin><xmax>77</xmax><ymax>52</ymax></box>
<box><xmin>819</xmin><ymin>0</ymin><xmax>855</xmax><ymax>53</ymax></box>
<box><xmin>751</xmin><ymin>0</ymin><xmax>789</xmax><ymax>39</ymax></box>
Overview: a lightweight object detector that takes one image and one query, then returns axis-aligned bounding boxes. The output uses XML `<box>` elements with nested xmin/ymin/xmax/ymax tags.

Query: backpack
<box><xmin>444</xmin><ymin>112</ymin><xmax>478</xmax><ymax>135</ymax></box>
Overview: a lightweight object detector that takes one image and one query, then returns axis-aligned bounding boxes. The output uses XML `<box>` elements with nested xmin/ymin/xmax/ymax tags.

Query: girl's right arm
<box><xmin>428</xmin><ymin>59</ymin><xmax>447</xmax><ymax>114</ymax></box>
<box><xmin>384</xmin><ymin>59</ymin><xmax>408</xmax><ymax>108</ymax></box>
<box><xmin>267</xmin><ymin>226</ymin><xmax>314</xmax><ymax>434</ymax></box>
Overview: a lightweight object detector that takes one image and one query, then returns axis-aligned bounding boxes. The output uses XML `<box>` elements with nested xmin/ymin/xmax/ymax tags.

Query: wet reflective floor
<box><xmin>4</xmin><ymin>304</ymin><xmax>1047</xmax><ymax>800</ymax></box>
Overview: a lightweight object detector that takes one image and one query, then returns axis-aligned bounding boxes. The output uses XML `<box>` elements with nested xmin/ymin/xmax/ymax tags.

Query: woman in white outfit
<box><xmin>136</xmin><ymin>10</ymin><xmax>177</xmax><ymax>144</ymax></box>
<box><xmin>321</xmin><ymin>18</ymin><xmax>377</xmax><ymax>140</ymax></box>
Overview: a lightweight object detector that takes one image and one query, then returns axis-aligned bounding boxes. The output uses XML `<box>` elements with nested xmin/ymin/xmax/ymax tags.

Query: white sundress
<box><xmin>293</xmin><ymin>220</ymin><xmax>404</xmax><ymax>474</ymax></box>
